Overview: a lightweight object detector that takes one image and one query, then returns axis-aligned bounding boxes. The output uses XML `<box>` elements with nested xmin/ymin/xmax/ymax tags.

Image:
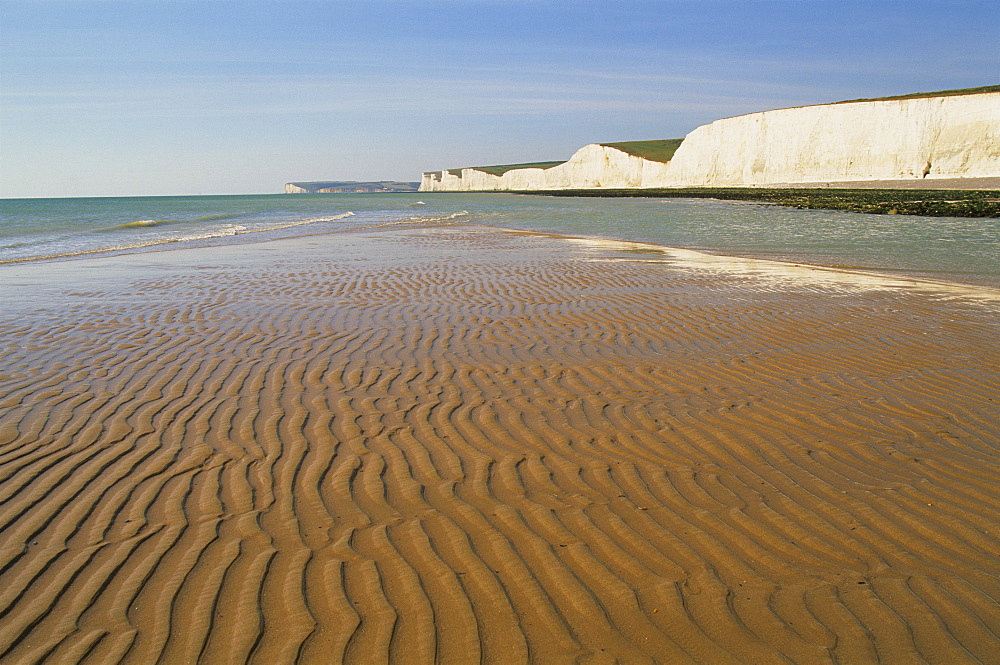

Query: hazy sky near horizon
<box><xmin>2</xmin><ymin>0</ymin><xmax>997</xmax><ymax>198</ymax></box>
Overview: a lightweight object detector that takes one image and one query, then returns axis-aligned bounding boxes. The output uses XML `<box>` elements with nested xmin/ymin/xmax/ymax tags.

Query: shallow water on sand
<box><xmin>2</xmin><ymin>192</ymin><xmax>999</xmax><ymax>288</ymax></box>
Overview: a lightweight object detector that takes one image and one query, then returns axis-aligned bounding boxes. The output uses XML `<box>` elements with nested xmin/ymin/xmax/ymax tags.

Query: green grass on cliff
<box><xmin>471</xmin><ymin>161</ymin><xmax>567</xmax><ymax>176</ymax></box>
<box><xmin>429</xmin><ymin>162</ymin><xmax>566</xmax><ymax>178</ymax></box>
<box><xmin>525</xmin><ymin>188</ymin><xmax>1000</xmax><ymax>218</ymax></box>
<box><xmin>599</xmin><ymin>139</ymin><xmax>684</xmax><ymax>164</ymax></box>
<box><xmin>440</xmin><ymin>141</ymin><xmax>685</xmax><ymax>178</ymax></box>
<box><xmin>834</xmin><ymin>85</ymin><xmax>1000</xmax><ymax>105</ymax></box>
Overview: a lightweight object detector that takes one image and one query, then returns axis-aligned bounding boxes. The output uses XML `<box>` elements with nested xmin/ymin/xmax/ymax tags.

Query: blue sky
<box><xmin>2</xmin><ymin>0</ymin><xmax>997</xmax><ymax>197</ymax></box>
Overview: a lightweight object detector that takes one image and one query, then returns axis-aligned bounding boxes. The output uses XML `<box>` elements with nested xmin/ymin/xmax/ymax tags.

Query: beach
<box><xmin>1</xmin><ymin>226</ymin><xmax>998</xmax><ymax>664</ymax></box>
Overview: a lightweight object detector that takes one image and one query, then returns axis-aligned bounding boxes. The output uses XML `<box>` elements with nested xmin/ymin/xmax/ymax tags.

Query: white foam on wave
<box><xmin>1</xmin><ymin>208</ymin><xmax>363</xmax><ymax>264</ymax></box>
<box><xmin>185</xmin><ymin>224</ymin><xmax>247</xmax><ymax>240</ymax></box>
<box><xmin>2</xmin><ymin>208</ymin><xmax>461</xmax><ymax>265</ymax></box>
<box><xmin>249</xmin><ymin>210</ymin><xmax>354</xmax><ymax>233</ymax></box>
<box><xmin>263</xmin><ymin>211</ymin><xmax>355</xmax><ymax>231</ymax></box>
<box><xmin>348</xmin><ymin>210</ymin><xmax>472</xmax><ymax>232</ymax></box>
<box><xmin>0</xmin><ymin>224</ymin><xmax>249</xmax><ymax>265</ymax></box>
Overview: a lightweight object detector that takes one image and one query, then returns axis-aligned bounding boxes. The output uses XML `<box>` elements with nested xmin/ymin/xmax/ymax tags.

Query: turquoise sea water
<box><xmin>2</xmin><ymin>193</ymin><xmax>999</xmax><ymax>288</ymax></box>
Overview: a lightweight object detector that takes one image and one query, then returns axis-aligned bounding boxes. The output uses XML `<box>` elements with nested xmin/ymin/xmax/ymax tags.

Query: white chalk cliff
<box><xmin>420</xmin><ymin>91</ymin><xmax>1000</xmax><ymax>191</ymax></box>
<box><xmin>421</xmin><ymin>144</ymin><xmax>675</xmax><ymax>191</ymax></box>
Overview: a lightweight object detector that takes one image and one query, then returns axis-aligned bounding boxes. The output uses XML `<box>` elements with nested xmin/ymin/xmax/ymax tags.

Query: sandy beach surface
<box><xmin>1</xmin><ymin>226</ymin><xmax>998</xmax><ymax>664</ymax></box>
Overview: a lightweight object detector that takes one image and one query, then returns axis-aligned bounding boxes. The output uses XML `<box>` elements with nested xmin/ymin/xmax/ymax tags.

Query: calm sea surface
<box><xmin>2</xmin><ymin>193</ymin><xmax>998</xmax><ymax>288</ymax></box>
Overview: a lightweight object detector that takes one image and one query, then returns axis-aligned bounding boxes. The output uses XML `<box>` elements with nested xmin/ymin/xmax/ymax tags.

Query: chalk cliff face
<box><xmin>665</xmin><ymin>93</ymin><xmax>1000</xmax><ymax>186</ymax></box>
<box><xmin>421</xmin><ymin>144</ymin><xmax>674</xmax><ymax>191</ymax></box>
<box><xmin>420</xmin><ymin>92</ymin><xmax>1000</xmax><ymax>191</ymax></box>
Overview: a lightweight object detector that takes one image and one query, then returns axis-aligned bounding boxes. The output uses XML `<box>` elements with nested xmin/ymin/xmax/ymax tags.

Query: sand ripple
<box><xmin>0</xmin><ymin>228</ymin><xmax>998</xmax><ymax>664</ymax></box>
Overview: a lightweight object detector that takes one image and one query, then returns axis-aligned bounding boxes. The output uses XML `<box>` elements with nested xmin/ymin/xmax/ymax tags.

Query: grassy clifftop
<box><xmin>469</xmin><ymin>161</ymin><xmax>566</xmax><ymax>176</ymax></box>
<box><xmin>428</xmin><ymin>162</ymin><xmax>566</xmax><ymax>178</ymax></box>
<box><xmin>834</xmin><ymin>84</ymin><xmax>1000</xmax><ymax>105</ymax></box>
<box><xmin>440</xmin><ymin>140</ymin><xmax>686</xmax><ymax>177</ymax></box>
<box><xmin>599</xmin><ymin>139</ymin><xmax>685</xmax><ymax>164</ymax></box>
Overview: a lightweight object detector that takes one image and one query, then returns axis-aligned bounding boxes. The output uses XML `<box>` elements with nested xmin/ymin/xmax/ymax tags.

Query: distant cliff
<box><xmin>285</xmin><ymin>181</ymin><xmax>419</xmax><ymax>194</ymax></box>
<box><xmin>421</xmin><ymin>140</ymin><xmax>682</xmax><ymax>191</ymax></box>
<box><xmin>420</xmin><ymin>87</ymin><xmax>1000</xmax><ymax>191</ymax></box>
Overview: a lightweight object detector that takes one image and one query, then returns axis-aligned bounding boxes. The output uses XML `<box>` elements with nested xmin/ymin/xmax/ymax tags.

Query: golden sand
<box><xmin>0</xmin><ymin>227</ymin><xmax>998</xmax><ymax>664</ymax></box>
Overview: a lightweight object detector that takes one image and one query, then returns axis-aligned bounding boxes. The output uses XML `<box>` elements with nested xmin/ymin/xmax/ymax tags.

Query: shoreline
<box><xmin>498</xmin><ymin>226</ymin><xmax>1000</xmax><ymax>303</ymax></box>
<box><xmin>522</xmin><ymin>186</ymin><xmax>1000</xmax><ymax>217</ymax></box>
<box><xmin>5</xmin><ymin>193</ymin><xmax>999</xmax><ymax>292</ymax></box>
<box><xmin>1</xmin><ymin>227</ymin><xmax>998</xmax><ymax>663</ymax></box>
<box><xmin>7</xmin><ymin>221</ymin><xmax>1000</xmax><ymax>300</ymax></box>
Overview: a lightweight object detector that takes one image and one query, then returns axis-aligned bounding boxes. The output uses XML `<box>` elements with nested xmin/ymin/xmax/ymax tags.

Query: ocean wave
<box><xmin>335</xmin><ymin>210</ymin><xmax>473</xmax><ymax>234</ymax></box>
<box><xmin>108</xmin><ymin>217</ymin><xmax>214</xmax><ymax>231</ymax></box>
<box><xmin>192</xmin><ymin>212</ymin><xmax>241</xmax><ymax>222</ymax></box>
<box><xmin>114</xmin><ymin>219</ymin><xmax>170</xmax><ymax>229</ymax></box>
<box><xmin>405</xmin><ymin>210</ymin><xmax>469</xmax><ymax>223</ymax></box>
<box><xmin>0</xmin><ymin>224</ymin><xmax>248</xmax><ymax>265</ymax></box>
<box><xmin>0</xmin><ymin>209</ymin><xmax>461</xmax><ymax>265</ymax></box>
<box><xmin>0</xmin><ymin>210</ymin><xmax>356</xmax><ymax>265</ymax></box>
<box><xmin>261</xmin><ymin>211</ymin><xmax>355</xmax><ymax>231</ymax></box>
<box><xmin>110</xmin><ymin>212</ymin><xmax>241</xmax><ymax>231</ymax></box>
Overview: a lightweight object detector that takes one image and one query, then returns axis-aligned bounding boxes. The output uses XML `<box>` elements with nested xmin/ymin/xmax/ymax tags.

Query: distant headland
<box><xmin>285</xmin><ymin>181</ymin><xmax>420</xmax><ymax>194</ymax></box>
<box><xmin>421</xmin><ymin>86</ymin><xmax>1000</xmax><ymax>192</ymax></box>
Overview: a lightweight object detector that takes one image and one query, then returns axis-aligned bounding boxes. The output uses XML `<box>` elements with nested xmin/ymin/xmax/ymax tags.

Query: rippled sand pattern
<box><xmin>1</xmin><ymin>228</ymin><xmax>998</xmax><ymax>664</ymax></box>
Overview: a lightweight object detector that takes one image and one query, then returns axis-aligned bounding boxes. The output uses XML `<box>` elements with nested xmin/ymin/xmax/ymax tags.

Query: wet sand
<box><xmin>1</xmin><ymin>227</ymin><xmax>998</xmax><ymax>664</ymax></box>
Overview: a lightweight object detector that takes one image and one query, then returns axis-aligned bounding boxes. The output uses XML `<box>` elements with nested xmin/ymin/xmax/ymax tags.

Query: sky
<box><xmin>2</xmin><ymin>0</ymin><xmax>998</xmax><ymax>198</ymax></box>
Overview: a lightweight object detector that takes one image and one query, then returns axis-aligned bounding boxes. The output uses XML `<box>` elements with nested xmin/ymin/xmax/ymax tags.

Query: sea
<box><xmin>2</xmin><ymin>193</ymin><xmax>999</xmax><ymax>289</ymax></box>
